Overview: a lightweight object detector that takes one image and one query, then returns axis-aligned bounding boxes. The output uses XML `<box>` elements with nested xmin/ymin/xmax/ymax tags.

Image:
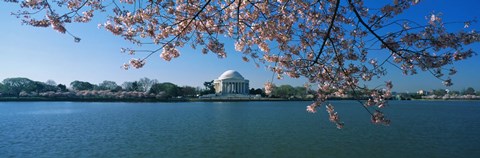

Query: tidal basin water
<box><xmin>1</xmin><ymin>101</ymin><xmax>479</xmax><ymax>157</ymax></box>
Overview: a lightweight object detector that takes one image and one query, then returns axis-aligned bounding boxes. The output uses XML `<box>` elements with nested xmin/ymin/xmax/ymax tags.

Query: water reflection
<box><xmin>19</xmin><ymin>109</ymin><xmax>80</xmax><ymax>115</ymax></box>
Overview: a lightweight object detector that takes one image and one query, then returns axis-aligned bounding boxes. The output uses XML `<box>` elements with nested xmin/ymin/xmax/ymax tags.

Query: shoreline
<box><xmin>0</xmin><ymin>97</ymin><xmax>305</xmax><ymax>102</ymax></box>
<box><xmin>1</xmin><ymin>97</ymin><xmax>479</xmax><ymax>103</ymax></box>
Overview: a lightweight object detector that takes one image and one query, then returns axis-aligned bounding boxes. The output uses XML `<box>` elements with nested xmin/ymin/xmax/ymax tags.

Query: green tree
<box><xmin>97</xmin><ymin>80</ymin><xmax>120</xmax><ymax>91</ymax></box>
<box><xmin>57</xmin><ymin>84</ymin><xmax>68</xmax><ymax>92</ymax></box>
<box><xmin>70</xmin><ymin>80</ymin><xmax>95</xmax><ymax>91</ymax></box>
<box><xmin>150</xmin><ymin>82</ymin><xmax>180</xmax><ymax>98</ymax></box>
<box><xmin>180</xmin><ymin>86</ymin><xmax>197</xmax><ymax>97</ymax></box>
<box><xmin>463</xmin><ymin>87</ymin><xmax>476</xmax><ymax>95</ymax></box>
<box><xmin>294</xmin><ymin>86</ymin><xmax>308</xmax><ymax>98</ymax></box>
<box><xmin>138</xmin><ymin>77</ymin><xmax>158</xmax><ymax>92</ymax></box>
<box><xmin>122</xmin><ymin>81</ymin><xmax>143</xmax><ymax>91</ymax></box>
<box><xmin>2</xmin><ymin>78</ymin><xmax>36</xmax><ymax>96</ymax></box>
<box><xmin>34</xmin><ymin>81</ymin><xmax>58</xmax><ymax>92</ymax></box>
<box><xmin>202</xmin><ymin>80</ymin><xmax>215</xmax><ymax>94</ymax></box>
<box><xmin>45</xmin><ymin>80</ymin><xmax>57</xmax><ymax>86</ymax></box>
<box><xmin>0</xmin><ymin>83</ymin><xmax>5</xmax><ymax>96</ymax></box>
<box><xmin>122</xmin><ymin>82</ymin><xmax>133</xmax><ymax>91</ymax></box>
<box><xmin>272</xmin><ymin>85</ymin><xmax>296</xmax><ymax>98</ymax></box>
<box><xmin>255</xmin><ymin>88</ymin><xmax>265</xmax><ymax>97</ymax></box>
<box><xmin>249</xmin><ymin>88</ymin><xmax>256</xmax><ymax>95</ymax></box>
<box><xmin>249</xmin><ymin>88</ymin><xmax>266</xmax><ymax>97</ymax></box>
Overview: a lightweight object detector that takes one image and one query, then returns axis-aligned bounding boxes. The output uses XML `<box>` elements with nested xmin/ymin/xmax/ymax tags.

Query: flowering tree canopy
<box><xmin>4</xmin><ymin>0</ymin><xmax>479</xmax><ymax>128</ymax></box>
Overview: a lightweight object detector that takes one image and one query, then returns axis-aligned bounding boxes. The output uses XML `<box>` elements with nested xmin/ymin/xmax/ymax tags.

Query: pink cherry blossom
<box><xmin>129</xmin><ymin>58</ymin><xmax>145</xmax><ymax>69</ymax></box>
<box><xmin>264</xmin><ymin>82</ymin><xmax>274</xmax><ymax>96</ymax></box>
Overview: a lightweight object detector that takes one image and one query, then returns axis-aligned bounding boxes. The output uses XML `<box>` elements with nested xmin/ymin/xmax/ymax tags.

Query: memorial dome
<box><xmin>218</xmin><ymin>70</ymin><xmax>245</xmax><ymax>80</ymax></box>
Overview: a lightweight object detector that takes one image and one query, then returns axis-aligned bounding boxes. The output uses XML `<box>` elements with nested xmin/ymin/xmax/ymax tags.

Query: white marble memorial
<box><xmin>214</xmin><ymin>70</ymin><xmax>249</xmax><ymax>95</ymax></box>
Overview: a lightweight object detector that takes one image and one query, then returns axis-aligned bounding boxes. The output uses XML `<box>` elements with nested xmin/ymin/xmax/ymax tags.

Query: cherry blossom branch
<box><xmin>328</xmin><ymin>37</ymin><xmax>374</xmax><ymax>116</ymax></box>
<box><xmin>142</xmin><ymin>0</ymin><xmax>212</xmax><ymax>60</ymax></box>
<box><xmin>312</xmin><ymin>0</ymin><xmax>340</xmax><ymax>66</ymax></box>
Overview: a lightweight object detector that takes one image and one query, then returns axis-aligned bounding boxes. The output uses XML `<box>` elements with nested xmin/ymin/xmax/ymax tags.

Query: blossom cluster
<box><xmin>371</xmin><ymin>110</ymin><xmax>391</xmax><ymax>125</ymax></box>
<box><xmin>129</xmin><ymin>58</ymin><xmax>145</xmax><ymax>69</ymax></box>
<box><xmin>161</xmin><ymin>44</ymin><xmax>180</xmax><ymax>61</ymax></box>
<box><xmin>264</xmin><ymin>82</ymin><xmax>274</xmax><ymax>96</ymax></box>
<box><xmin>326</xmin><ymin>103</ymin><xmax>345</xmax><ymax>129</ymax></box>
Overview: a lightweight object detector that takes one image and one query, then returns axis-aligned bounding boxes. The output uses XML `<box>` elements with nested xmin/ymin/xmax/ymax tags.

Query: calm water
<box><xmin>0</xmin><ymin>101</ymin><xmax>479</xmax><ymax>157</ymax></box>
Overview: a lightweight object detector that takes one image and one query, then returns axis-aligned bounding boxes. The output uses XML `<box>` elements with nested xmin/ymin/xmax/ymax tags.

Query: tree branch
<box><xmin>312</xmin><ymin>0</ymin><xmax>341</xmax><ymax>66</ymax></box>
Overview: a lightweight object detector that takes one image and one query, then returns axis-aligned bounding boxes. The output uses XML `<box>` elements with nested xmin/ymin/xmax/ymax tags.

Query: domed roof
<box><xmin>218</xmin><ymin>70</ymin><xmax>245</xmax><ymax>80</ymax></box>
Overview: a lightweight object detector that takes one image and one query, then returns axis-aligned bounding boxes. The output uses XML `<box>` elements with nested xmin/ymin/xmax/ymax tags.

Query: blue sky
<box><xmin>0</xmin><ymin>0</ymin><xmax>479</xmax><ymax>92</ymax></box>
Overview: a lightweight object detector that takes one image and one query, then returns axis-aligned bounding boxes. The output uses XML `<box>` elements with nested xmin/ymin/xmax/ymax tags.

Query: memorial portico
<box><xmin>214</xmin><ymin>70</ymin><xmax>249</xmax><ymax>95</ymax></box>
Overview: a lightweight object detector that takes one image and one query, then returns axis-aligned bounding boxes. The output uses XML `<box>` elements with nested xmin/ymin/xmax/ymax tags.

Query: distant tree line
<box><xmin>266</xmin><ymin>84</ymin><xmax>316</xmax><ymax>99</ymax></box>
<box><xmin>0</xmin><ymin>77</ymin><xmax>204</xmax><ymax>99</ymax></box>
<box><xmin>387</xmin><ymin>87</ymin><xmax>479</xmax><ymax>100</ymax></box>
<box><xmin>429</xmin><ymin>88</ymin><xmax>478</xmax><ymax>96</ymax></box>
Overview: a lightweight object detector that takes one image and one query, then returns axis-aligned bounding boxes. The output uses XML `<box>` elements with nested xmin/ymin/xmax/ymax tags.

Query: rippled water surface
<box><xmin>1</xmin><ymin>101</ymin><xmax>479</xmax><ymax>157</ymax></box>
